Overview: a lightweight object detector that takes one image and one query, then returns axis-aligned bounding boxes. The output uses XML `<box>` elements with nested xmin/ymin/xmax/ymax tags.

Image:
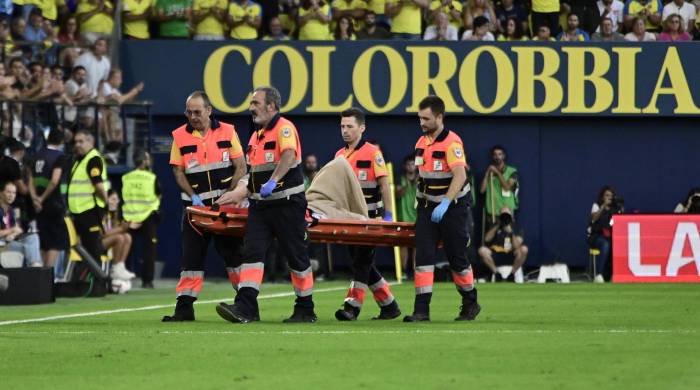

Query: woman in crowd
<box><xmin>462</xmin><ymin>0</ymin><xmax>497</xmax><ymax>32</ymax></box>
<box><xmin>461</xmin><ymin>15</ymin><xmax>495</xmax><ymax>40</ymax></box>
<box><xmin>333</xmin><ymin>15</ymin><xmax>356</xmax><ymax>40</ymax></box>
<box><xmin>658</xmin><ymin>14</ymin><xmax>691</xmax><ymax>41</ymax></box>
<box><xmin>588</xmin><ymin>185</ymin><xmax>623</xmax><ymax>283</ymax></box>
<box><xmin>102</xmin><ymin>190</ymin><xmax>135</xmax><ymax>281</ymax></box>
<box><xmin>58</xmin><ymin>16</ymin><xmax>82</xmax><ymax>68</ymax></box>
<box><xmin>624</xmin><ymin>17</ymin><xmax>656</xmax><ymax>41</ymax></box>
<box><xmin>497</xmin><ymin>16</ymin><xmax>528</xmax><ymax>41</ymax></box>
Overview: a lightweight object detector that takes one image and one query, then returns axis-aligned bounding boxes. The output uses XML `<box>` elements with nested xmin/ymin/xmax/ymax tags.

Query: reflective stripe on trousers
<box><xmin>176</xmin><ymin>270</ymin><xmax>204</xmax><ymax>297</ymax></box>
<box><xmin>414</xmin><ymin>265</ymin><xmax>435</xmax><ymax>295</ymax></box>
<box><xmin>227</xmin><ymin>266</ymin><xmax>241</xmax><ymax>291</ymax></box>
<box><xmin>452</xmin><ymin>267</ymin><xmax>475</xmax><ymax>292</ymax></box>
<box><xmin>344</xmin><ymin>280</ymin><xmax>368</xmax><ymax>308</ymax></box>
<box><xmin>369</xmin><ymin>278</ymin><xmax>395</xmax><ymax>306</ymax></box>
<box><xmin>238</xmin><ymin>262</ymin><xmax>265</xmax><ymax>290</ymax></box>
<box><xmin>290</xmin><ymin>266</ymin><xmax>313</xmax><ymax>297</ymax></box>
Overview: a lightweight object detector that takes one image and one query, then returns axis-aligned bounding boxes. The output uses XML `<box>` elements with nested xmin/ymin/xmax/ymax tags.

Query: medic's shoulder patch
<box><xmin>281</xmin><ymin>127</ymin><xmax>292</xmax><ymax>138</ymax></box>
<box><xmin>375</xmin><ymin>153</ymin><xmax>384</xmax><ymax>165</ymax></box>
<box><xmin>454</xmin><ymin>147</ymin><xmax>463</xmax><ymax>158</ymax></box>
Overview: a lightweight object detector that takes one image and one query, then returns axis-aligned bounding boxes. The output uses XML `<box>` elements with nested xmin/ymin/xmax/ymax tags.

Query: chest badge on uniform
<box><xmin>222</xmin><ymin>151</ymin><xmax>229</xmax><ymax>162</ymax></box>
<box><xmin>433</xmin><ymin>160</ymin><xmax>443</xmax><ymax>171</ymax></box>
<box><xmin>415</xmin><ymin>156</ymin><xmax>424</xmax><ymax>166</ymax></box>
<box><xmin>265</xmin><ymin>152</ymin><xmax>275</xmax><ymax>163</ymax></box>
<box><xmin>358</xmin><ymin>170</ymin><xmax>368</xmax><ymax>181</ymax></box>
<box><xmin>187</xmin><ymin>158</ymin><xmax>199</xmax><ymax>170</ymax></box>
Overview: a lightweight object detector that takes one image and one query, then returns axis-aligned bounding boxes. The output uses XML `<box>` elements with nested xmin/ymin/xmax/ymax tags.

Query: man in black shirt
<box><xmin>478</xmin><ymin>207</ymin><xmax>528</xmax><ymax>282</ymax></box>
<box><xmin>357</xmin><ymin>11</ymin><xmax>392</xmax><ymax>39</ymax></box>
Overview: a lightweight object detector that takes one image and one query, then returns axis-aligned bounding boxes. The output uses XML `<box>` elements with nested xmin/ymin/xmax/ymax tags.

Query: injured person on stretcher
<box><xmin>190</xmin><ymin>156</ymin><xmax>415</xmax><ymax>247</ymax></box>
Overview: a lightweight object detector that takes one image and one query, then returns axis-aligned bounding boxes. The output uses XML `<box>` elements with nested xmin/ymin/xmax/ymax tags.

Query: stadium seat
<box><xmin>491</xmin><ymin>265</ymin><xmax>524</xmax><ymax>283</ymax></box>
<box><xmin>537</xmin><ymin>264</ymin><xmax>570</xmax><ymax>283</ymax></box>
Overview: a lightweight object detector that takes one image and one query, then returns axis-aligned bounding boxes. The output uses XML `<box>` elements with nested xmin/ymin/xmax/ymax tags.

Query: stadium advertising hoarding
<box><xmin>122</xmin><ymin>41</ymin><xmax>700</xmax><ymax>116</ymax></box>
<box><xmin>613</xmin><ymin>215</ymin><xmax>700</xmax><ymax>283</ymax></box>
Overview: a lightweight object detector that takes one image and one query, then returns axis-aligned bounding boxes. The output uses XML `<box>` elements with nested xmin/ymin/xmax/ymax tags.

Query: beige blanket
<box><xmin>306</xmin><ymin>156</ymin><xmax>368</xmax><ymax>220</ymax></box>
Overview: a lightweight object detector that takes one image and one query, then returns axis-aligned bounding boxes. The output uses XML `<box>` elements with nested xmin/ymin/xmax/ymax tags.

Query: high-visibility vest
<box><xmin>172</xmin><ymin>120</ymin><xmax>239</xmax><ymax>206</ymax></box>
<box><xmin>121</xmin><ymin>169</ymin><xmax>160</xmax><ymax>223</ymax></box>
<box><xmin>414</xmin><ymin>129</ymin><xmax>469</xmax><ymax>206</ymax></box>
<box><xmin>246</xmin><ymin>114</ymin><xmax>304</xmax><ymax>202</ymax></box>
<box><xmin>335</xmin><ymin>140</ymin><xmax>386</xmax><ymax>218</ymax></box>
<box><xmin>68</xmin><ymin>148</ymin><xmax>109</xmax><ymax>214</ymax></box>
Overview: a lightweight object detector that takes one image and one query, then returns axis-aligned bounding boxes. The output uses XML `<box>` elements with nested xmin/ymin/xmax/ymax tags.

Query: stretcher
<box><xmin>187</xmin><ymin>206</ymin><xmax>416</xmax><ymax>247</ymax></box>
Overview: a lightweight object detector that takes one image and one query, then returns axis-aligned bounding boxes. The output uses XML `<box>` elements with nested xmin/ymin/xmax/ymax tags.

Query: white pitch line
<box><xmin>0</xmin><ymin>286</ymin><xmax>347</xmax><ymax>327</ymax></box>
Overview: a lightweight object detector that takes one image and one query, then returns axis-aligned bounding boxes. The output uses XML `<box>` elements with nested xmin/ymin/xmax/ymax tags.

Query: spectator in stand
<box><xmin>331</xmin><ymin>0</ymin><xmax>367</xmax><ymax>32</ymax></box>
<box><xmin>624</xmin><ymin>16</ymin><xmax>657</xmax><ymax>40</ymax></box>
<box><xmin>623</xmin><ymin>0</ymin><xmax>662</xmax><ymax>33</ymax></box>
<box><xmin>430</xmin><ymin>0</ymin><xmax>462</xmax><ymax>31</ymax></box>
<box><xmin>395</xmin><ymin>154</ymin><xmax>417</xmax><ymax>279</ymax></box>
<box><xmin>39</xmin><ymin>0</ymin><xmax>59</xmax><ymax>25</ymax></box>
<box><xmin>531</xmin><ymin>0</ymin><xmax>561</xmax><ymax>36</ymax></box>
<box><xmin>302</xmin><ymin>153</ymin><xmax>318</xmax><ymax>189</ymax></box>
<box><xmin>227</xmin><ymin>0</ymin><xmax>262</xmax><ymax>39</ymax></box>
<box><xmin>463</xmin><ymin>0</ymin><xmax>497</xmax><ymax>31</ymax></box>
<box><xmin>674</xmin><ymin>188</ymin><xmax>700</xmax><ymax>213</ymax></box>
<box><xmin>333</xmin><ymin>14</ymin><xmax>357</xmax><ymax>39</ymax></box>
<box><xmin>155</xmin><ymin>0</ymin><xmax>191</xmax><ymax>39</ymax></box>
<box><xmin>0</xmin><ymin>62</ymin><xmax>18</xmax><ymax>101</ymax></box>
<box><xmin>57</xmin><ymin>16</ymin><xmax>82</xmax><ymax>68</ymax></box>
<box><xmin>64</xmin><ymin>65</ymin><xmax>92</xmax><ymax>125</ymax></box>
<box><xmin>423</xmin><ymin>11</ymin><xmax>458</xmax><ymax>40</ymax></box>
<box><xmin>28</xmin><ymin>128</ymin><xmax>69</xmax><ymax>267</ymax></box>
<box><xmin>263</xmin><ymin>16</ymin><xmax>291</xmax><ymax>39</ymax></box>
<box><xmin>557</xmin><ymin>12</ymin><xmax>591</xmax><ymax>40</ymax></box>
<box><xmin>385</xmin><ymin>0</ymin><xmax>428</xmax><ymax>39</ymax></box>
<box><xmin>0</xmin><ymin>0</ymin><xmax>11</xmax><ymax>23</ymax></box>
<box><xmin>298</xmin><ymin>0</ymin><xmax>331</xmax><ymax>40</ymax></box>
<box><xmin>478</xmin><ymin>207</ymin><xmax>527</xmax><ymax>283</ymax></box>
<box><xmin>74</xmin><ymin>37</ymin><xmax>111</xmax><ymax>98</ymax></box>
<box><xmin>658</xmin><ymin>13</ymin><xmax>691</xmax><ymax>40</ymax></box>
<box><xmin>10</xmin><ymin>16</ymin><xmax>33</xmax><ymax>60</ymax></box>
<box><xmin>592</xmin><ymin>16</ymin><xmax>625</xmax><ymax>40</ymax></box>
<box><xmin>278</xmin><ymin>0</ymin><xmax>300</xmax><ymax>37</ymax></box>
<box><xmin>123</xmin><ymin>0</ymin><xmax>153</xmax><ymax>39</ymax></box>
<box><xmin>98</xmin><ymin>68</ymin><xmax>144</xmax><ymax>151</ymax></box>
<box><xmin>77</xmin><ymin>0</ymin><xmax>115</xmax><ymax>44</ymax></box>
<box><xmin>662</xmin><ymin>0</ymin><xmax>695</xmax><ymax>31</ymax></box>
<box><xmin>497</xmin><ymin>15</ymin><xmax>528</xmax><ymax>40</ymax></box>
<box><xmin>0</xmin><ymin>20</ymin><xmax>15</xmax><ymax>61</ymax></box>
<box><xmin>480</xmin><ymin>145</ymin><xmax>518</xmax><ymax>228</ymax></box>
<box><xmin>192</xmin><ymin>0</ymin><xmax>227</xmax><ymax>40</ymax></box>
<box><xmin>10</xmin><ymin>57</ymin><xmax>42</xmax><ymax>100</ymax></box>
<box><xmin>588</xmin><ymin>185</ymin><xmax>623</xmax><ymax>283</ymax></box>
<box><xmin>563</xmin><ymin>0</ymin><xmax>600</xmax><ymax>35</ymax></box>
<box><xmin>495</xmin><ymin>0</ymin><xmax>527</xmax><ymax>35</ymax></box>
<box><xmin>356</xmin><ymin>10</ymin><xmax>391</xmax><ymax>38</ymax></box>
<box><xmin>597</xmin><ymin>0</ymin><xmax>624</xmax><ymax>32</ymax></box>
<box><xmin>24</xmin><ymin>9</ymin><xmax>56</xmax><ymax>63</ymax></box>
<box><xmin>102</xmin><ymin>189</ymin><xmax>136</xmax><ymax>281</ymax></box>
<box><xmin>461</xmin><ymin>15</ymin><xmax>495</xmax><ymax>40</ymax></box>
<box><xmin>0</xmin><ymin>181</ymin><xmax>42</xmax><ymax>267</ymax></box>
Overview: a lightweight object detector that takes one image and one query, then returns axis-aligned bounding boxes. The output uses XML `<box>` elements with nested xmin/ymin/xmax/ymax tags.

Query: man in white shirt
<box><xmin>662</xmin><ymin>0</ymin><xmax>696</xmax><ymax>31</ymax></box>
<box><xmin>74</xmin><ymin>38</ymin><xmax>111</xmax><ymax>98</ymax></box>
<box><xmin>423</xmin><ymin>11</ymin><xmax>458</xmax><ymax>40</ymax></box>
<box><xmin>597</xmin><ymin>0</ymin><xmax>624</xmax><ymax>32</ymax></box>
<box><xmin>64</xmin><ymin>65</ymin><xmax>92</xmax><ymax>125</ymax></box>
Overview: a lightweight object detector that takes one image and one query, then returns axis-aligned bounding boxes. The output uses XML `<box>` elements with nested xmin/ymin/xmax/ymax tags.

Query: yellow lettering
<box><xmin>642</xmin><ymin>47</ymin><xmax>700</xmax><ymax>114</ymax></box>
<box><xmin>352</xmin><ymin>46</ymin><xmax>408</xmax><ymax>114</ymax></box>
<box><xmin>306</xmin><ymin>46</ymin><xmax>353</xmax><ymax>112</ymax></box>
<box><xmin>252</xmin><ymin>46</ymin><xmax>308</xmax><ymax>112</ymax></box>
<box><xmin>561</xmin><ymin>47</ymin><xmax>613</xmax><ymax>113</ymax></box>
<box><xmin>459</xmin><ymin>46</ymin><xmax>513</xmax><ymax>114</ymax></box>
<box><xmin>511</xmin><ymin>47</ymin><xmax>563</xmax><ymax>113</ymax></box>
<box><xmin>203</xmin><ymin>45</ymin><xmax>252</xmax><ymax>113</ymax></box>
<box><xmin>611</xmin><ymin>47</ymin><xmax>642</xmax><ymax>114</ymax></box>
<box><xmin>405</xmin><ymin>46</ymin><xmax>462</xmax><ymax>113</ymax></box>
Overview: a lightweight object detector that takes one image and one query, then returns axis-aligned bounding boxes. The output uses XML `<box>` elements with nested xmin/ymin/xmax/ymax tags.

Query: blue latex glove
<box><xmin>260</xmin><ymin>179</ymin><xmax>277</xmax><ymax>198</ymax></box>
<box><xmin>431</xmin><ymin>198</ymin><xmax>452</xmax><ymax>223</ymax></box>
<box><xmin>190</xmin><ymin>194</ymin><xmax>204</xmax><ymax>206</ymax></box>
<box><xmin>383</xmin><ymin>210</ymin><xmax>393</xmax><ymax>222</ymax></box>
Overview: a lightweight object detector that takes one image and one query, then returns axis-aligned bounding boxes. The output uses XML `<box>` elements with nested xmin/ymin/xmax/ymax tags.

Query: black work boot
<box><xmin>455</xmin><ymin>288</ymin><xmax>481</xmax><ymax>321</ymax></box>
<box><xmin>216</xmin><ymin>302</ymin><xmax>255</xmax><ymax>323</ymax></box>
<box><xmin>372</xmin><ymin>301</ymin><xmax>401</xmax><ymax>320</ymax></box>
<box><xmin>404</xmin><ymin>293</ymin><xmax>431</xmax><ymax>322</ymax></box>
<box><xmin>162</xmin><ymin>296</ymin><xmax>196</xmax><ymax>322</ymax></box>
<box><xmin>284</xmin><ymin>296</ymin><xmax>317</xmax><ymax>323</ymax></box>
<box><xmin>335</xmin><ymin>303</ymin><xmax>360</xmax><ymax>321</ymax></box>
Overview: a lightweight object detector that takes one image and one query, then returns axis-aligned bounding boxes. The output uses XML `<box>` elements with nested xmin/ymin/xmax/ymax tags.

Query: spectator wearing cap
<box><xmin>154</xmin><ymin>0</ymin><xmax>192</xmax><ymax>39</ymax></box>
<box><xmin>461</xmin><ymin>15</ymin><xmax>495</xmax><ymax>40</ymax></box>
<box><xmin>123</xmin><ymin>0</ymin><xmax>154</xmax><ymax>39</ymax></box>
<box><xmin>77</xmin><ymin>0</ymin><xmax>115</xmax><ymax>44</ymax></box>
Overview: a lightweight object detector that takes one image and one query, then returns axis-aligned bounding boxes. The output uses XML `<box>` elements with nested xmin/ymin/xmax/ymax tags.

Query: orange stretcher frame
<box><xmin>187</xmin><ymin>206</ymin><xmax>416</xmax><ymax>247</ymax></box>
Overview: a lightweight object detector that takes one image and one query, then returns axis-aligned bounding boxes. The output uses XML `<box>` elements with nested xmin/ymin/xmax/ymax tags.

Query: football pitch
<box><xmin>1</xmin><ymin>281</ymin><xmax>699</xmax><ymax>389</ymax></box>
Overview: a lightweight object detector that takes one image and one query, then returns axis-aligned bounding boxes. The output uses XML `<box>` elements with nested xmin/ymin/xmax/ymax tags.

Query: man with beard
<box><xmin>356</xmin><ymin>10</ymin><xmax>391</xmax><ymax>39</ymax></box>
<box><xmin>480</xmin><ymin>144</ymin><xmax>519</xmax><ymax>229</ymax></box>
<box><xmin>403</xmin><ymin>95</ymin><xmax>481</xmax><ymax>322</ymax></box>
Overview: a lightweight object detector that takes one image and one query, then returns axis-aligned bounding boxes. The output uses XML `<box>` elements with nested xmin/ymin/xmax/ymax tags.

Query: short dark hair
<box><xmin>187</xmin><ymin>90</ymin><xmax>212</xmax><ymax>108</ymax></box>
<box><xmin>473</xmin><ymin>16</ymin><xmax>489</xmax><ymax>29</ymax></box>
<box><xmin>490</xmin><ymin>144</ymin><xmax>507</xmax><ymax>155</ymax></box>
<box><xmin>133</xmin><ymin>148</ymin><xmax>148</xmax><ymax>167</ymax></box>
<box><xmin>8</xmin><ymin>139</ymin><xmax>24</xmax><ymax>153</ymax></box>
<box><xmin>418</xmin><ymin>95</ymin><xmax>445</xmax><ymax>117</ymax></box>
<box><xmin>28</xmin><ymin>61</ymin><xmax>42</xmax><ymax>70</ymax></box>
<box><xmin>72</xmin><ymin>65</ymin><xmax>86</xmax><ymax>75</ymax></box>
<box><xmin>47</xmin><ymin>128</ymin><xmax>64</xmax><ymax>145</ymax></box>
<box><xmin>341</xmin><ymin>107</ymin><xmax>365</xmax><ymax>126</ymax></box>
<box><xmin>254</xmin><ymin>86</ymin><xmax>281</xmax><ymax>111</ymax></box>
<box><xmin>8</xmin><ymin>57</ymin><xmax>23</xmax><ymax>68</ymax></box>
<box><xmin>0</xmin><ymin>181</ymin><xmax>15</xmax><ymax>191</ymax></box>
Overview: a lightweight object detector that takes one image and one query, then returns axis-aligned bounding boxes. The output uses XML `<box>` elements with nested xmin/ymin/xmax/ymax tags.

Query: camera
<box><xmin>499</xmin><ymin>212</ymin><xmax>513</xmax><ymax>227</ymax></box>
<box><xmin>610</xmin><ymin>196</ymin><xmax>624</xmax><ymax>213</ymax></box>
<box><xmin>688</xmin><ymin>195</ymin><xmax>700</xmax><ymax>214</ymax></box>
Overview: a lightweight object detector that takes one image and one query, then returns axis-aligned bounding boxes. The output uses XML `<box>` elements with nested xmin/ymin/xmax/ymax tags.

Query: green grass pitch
<box><xmin>1</xmin><ymin>281</ymin><xmax>699</xmax><ymax>389</ymax></box>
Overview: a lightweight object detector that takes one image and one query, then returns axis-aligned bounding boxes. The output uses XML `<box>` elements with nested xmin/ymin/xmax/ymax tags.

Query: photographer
<box><xmin>674</xmin><ymin>187</ymin><xmax>700</xmax><ymax>214</ymax></box>
<box><xmin>480</xmin><ymin>145</ymin><xmax>519</xmax><ymax>229</ymax></box>
<box><xmin>478</xmin><ymin>207</ymin><xmax>528</xmax><ymax>282</ymax></box>
<box><xmin>589</xmin><ymin>185</ymin><xmax>623</xmax><ymax>283</ymax></box>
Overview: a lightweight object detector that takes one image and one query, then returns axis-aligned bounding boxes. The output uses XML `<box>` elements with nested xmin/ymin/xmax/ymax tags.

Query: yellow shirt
<box><xmin>298</xmin><ymin>4</ymin><xmax>331</xmax><ymax>40</ymax></box>
<box><xmin>497</xmin><ymin>35</ymin><xmax>529</xmax><ymax>41</ymax></box>
<box><xmin>77</xmin><ymin>0</ymin><xmax>115</xmax><ymax>34</ymax></box>
<box><xmin>624</xmin><ymin>0</ymin><xmax>663</xmax><ymax>30</ymax></box>
<box><xmin>366</xmin><ymin>0</ymin><xmax>386</xmax><ymax>15</ymax></box>
<box><xmin>193</xmin><ymin>0</ymin><xmax>227</xmax><ymax>36</ymax></box>
<box><xmin>123</xmin><ymin>0</ymin><xmax>153</xmax><ymax>39</ymax></box>
<box><xmin>386</xmin><ymin>0</ymin><xmax>422</xmax><ymax>34</ymax></box>
<box><xmin>38</xmin><ymin>0</ymin><xmax>58</xmax><ymax>21</ymax></box>
<box><xmin>331</xmin><ymin>0</ymin><xmax>368</xmax><ymax>31</ymax></box>
<box><xmin>429</xmin><ymin>0</ymin><xmax>462</xmax><ymax>29</ymax></box>
<box><xmin>228</xmin><ymin>1</ymin><xmax>262</xmax><ymax>39</ymax></box>
<box><xmin>531</xmin><ymin>0</ymin><xmax>559</xmax><ymax>13</ymax></box>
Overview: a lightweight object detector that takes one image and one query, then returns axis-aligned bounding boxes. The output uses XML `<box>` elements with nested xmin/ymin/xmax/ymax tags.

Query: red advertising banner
<box><xmin>612</xmin><ymin>215</ymin><xmax>700</xmax><ymax>283</ymax></box>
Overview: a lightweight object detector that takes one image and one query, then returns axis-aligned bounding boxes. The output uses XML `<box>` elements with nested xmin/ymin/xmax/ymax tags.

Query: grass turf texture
<box><xmin>1</xmin><ymin>281</ymin><xmax>699</xmax><ymax>389</ymax></box>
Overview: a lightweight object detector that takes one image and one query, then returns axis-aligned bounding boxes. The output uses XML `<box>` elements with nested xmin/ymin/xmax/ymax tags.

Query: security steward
<box><xmin>121</xmin><ymin>149</ymin><xmax>161</xmax><ymax>289</ymax></box>
<box><xmin>215</xmin><ymin>86</ymin><xmax>317</xmax><ymax>323</ymax></box>
<box><xmin>162</xmin><ymin>91</ymin><xmax>247</xmax><ymax>322</ymax></box>
<box><xmin>404</xmin><ymin>95</ymin><xmax>481</xmax><ymax>322</ymax></box>
<box><xmin>333</xmin><ymin>107</ymin><xmax>401</xmax><ymax>322</ymax></box>
<box><xmin>67</xmin><ymin>130</ymin><xmax>109</xmax><ymax>268</ymax></box>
